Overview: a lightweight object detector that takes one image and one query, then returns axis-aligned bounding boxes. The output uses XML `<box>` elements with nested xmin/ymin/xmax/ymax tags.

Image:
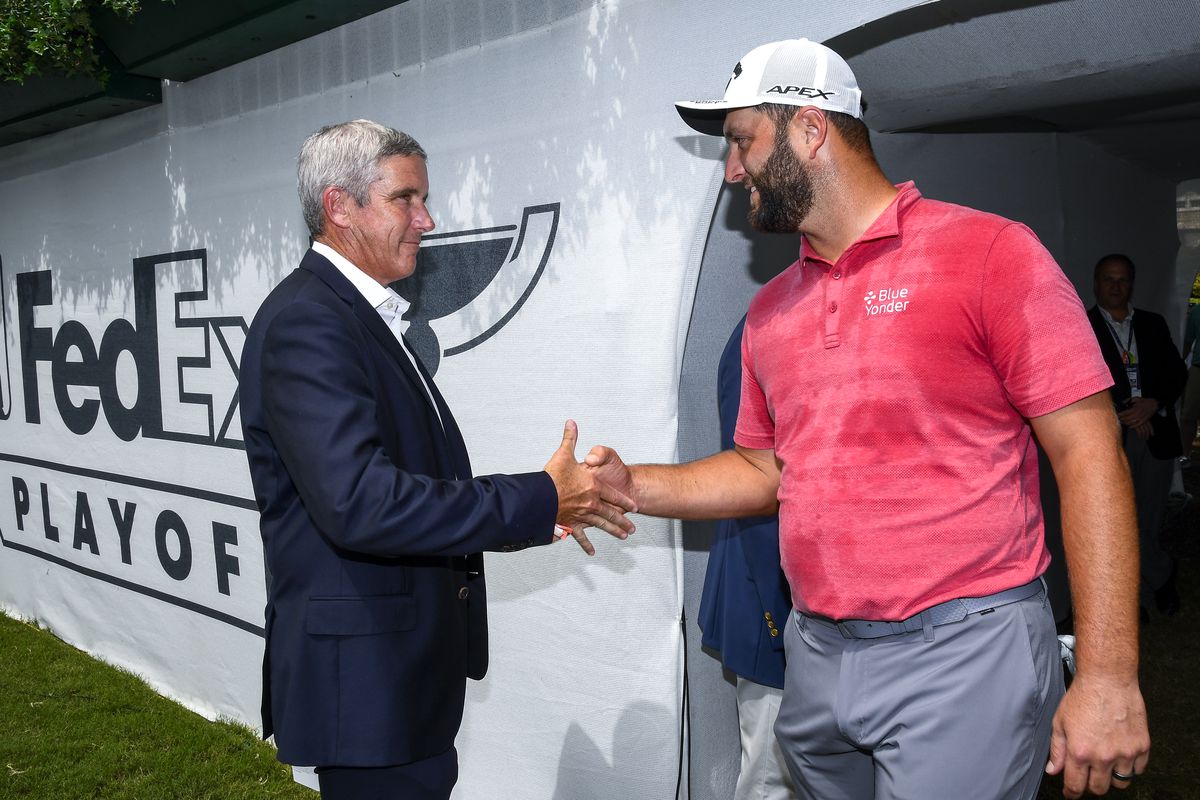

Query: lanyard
<box><xmin>1104</xmin><ymin>318</ymin><xmax>1135</xmax><ymax>365</ymax></box>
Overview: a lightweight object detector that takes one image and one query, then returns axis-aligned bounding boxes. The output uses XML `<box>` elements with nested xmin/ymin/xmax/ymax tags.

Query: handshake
<box><xmin>542</xmin><ymin>419</ymin><xmax>637</xmax><ymax>556</ymax></box>
<box><xmin>541</xmin><ymin>419</ymin><xmax>778</xmax><ymax>554</ymax></box>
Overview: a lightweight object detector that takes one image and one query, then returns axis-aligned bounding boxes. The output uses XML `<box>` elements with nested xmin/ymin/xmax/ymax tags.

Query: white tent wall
<box><xmin>1</xmin><ymin>1</ymin><xmax>1187</xmax><ymax>798</ymax></box>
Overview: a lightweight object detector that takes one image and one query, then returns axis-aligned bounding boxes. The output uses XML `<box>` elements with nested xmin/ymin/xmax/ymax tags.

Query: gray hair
<box><xmin>297</xmin><ymin>119</ymin><xmax>427</xmax><ymax>236</ymax></box>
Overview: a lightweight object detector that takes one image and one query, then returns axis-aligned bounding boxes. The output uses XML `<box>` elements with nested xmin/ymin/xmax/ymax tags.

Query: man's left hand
<box><xmin>1045</xmin><ymin>673</ymin><xmax>1150</xmax><ymax>798</ymax></box>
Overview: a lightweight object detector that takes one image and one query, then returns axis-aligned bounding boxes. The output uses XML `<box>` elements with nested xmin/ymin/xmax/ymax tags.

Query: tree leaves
<box><xmin>0</xmin><ymin>0</ymin><xmax>143</xmax><ymax>86</ymax></box>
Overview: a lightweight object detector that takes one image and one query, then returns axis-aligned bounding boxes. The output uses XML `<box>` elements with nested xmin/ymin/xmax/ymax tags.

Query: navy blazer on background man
<box><xmin>1087</xmin><ymin>305</ymin><xmax>1188</xmax><ymax>459</ymax></box>
<box><xmin>240</xmin><ymin>248</ymin><xmax>558</xmax><ymax>768</ymax></box>
<box><xmin>697</xmin><ymin>316</ymin><xmax>792</xmax><ymax>688</ymax></box>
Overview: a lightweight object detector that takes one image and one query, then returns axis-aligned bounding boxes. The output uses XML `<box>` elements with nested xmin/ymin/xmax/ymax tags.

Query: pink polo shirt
<box><xmin>735</xmin><ymin>183</ymin><xmax>1113</xmax><ymax>620</ymax></box>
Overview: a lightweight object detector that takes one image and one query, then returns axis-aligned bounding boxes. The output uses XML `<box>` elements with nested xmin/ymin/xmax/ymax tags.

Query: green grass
<box><xmin>0</xmin><ymin>614</ymin><xmax>311</xmax><ymax>800</ymax></box>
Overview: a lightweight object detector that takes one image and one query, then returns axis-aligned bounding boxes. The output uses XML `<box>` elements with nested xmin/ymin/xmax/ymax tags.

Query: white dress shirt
<box><xmin>311</xmin><ymin>241</ymin><xmax>444</xmax><ymax>429</ymax></box>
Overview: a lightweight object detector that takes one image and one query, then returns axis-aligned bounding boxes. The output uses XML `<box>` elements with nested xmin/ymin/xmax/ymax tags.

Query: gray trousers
<box><xmin>775</xmin><ymin>589</ymin><xmax>1062</xmax><ymax>800</ymax></box>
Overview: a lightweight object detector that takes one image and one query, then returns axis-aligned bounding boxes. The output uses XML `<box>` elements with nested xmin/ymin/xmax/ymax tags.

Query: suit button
<box><xmin>764</xmin><ymin>612</ymin><xmax>773</xmax><ymax>621</ymax></box>
<box><xmin>458</xmin><ymin>587</ymin><xmax>469</xmax><ymax>600</ymax></box>
<box><xmin>770</xmin><ymin>628</ymin><xmax>780</xmax><ymax>638</ymax></box>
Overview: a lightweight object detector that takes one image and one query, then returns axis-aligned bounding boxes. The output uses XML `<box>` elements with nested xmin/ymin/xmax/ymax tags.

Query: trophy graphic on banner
<box><xmin>392</xmin><ymin>203</ymin><xmax>560</xmax><ymax>375</ymax></box>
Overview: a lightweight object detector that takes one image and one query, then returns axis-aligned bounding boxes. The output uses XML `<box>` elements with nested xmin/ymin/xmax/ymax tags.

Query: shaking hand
<box><xmin>543</xmin><ymin>420</ymin><xmax>637</xmax><ymax>555</ymax></box>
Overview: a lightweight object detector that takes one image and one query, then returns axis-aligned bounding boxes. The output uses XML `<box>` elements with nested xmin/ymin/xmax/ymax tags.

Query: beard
<box><xmin>746</xmin><ymin>128</ymin><xmax>815</xmax><ymax>234</ymax></box>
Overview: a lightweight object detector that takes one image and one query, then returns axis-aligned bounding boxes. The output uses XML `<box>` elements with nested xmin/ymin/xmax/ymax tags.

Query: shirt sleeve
<box><xmin>733</xmin><ymin>314</ymin><xmax>777</xmax><ymax>450</ymax></box>
<box><xmin>980</xmin><ymin>223</ymin><xmax>1114</xmax><ymax>418</ymax></box>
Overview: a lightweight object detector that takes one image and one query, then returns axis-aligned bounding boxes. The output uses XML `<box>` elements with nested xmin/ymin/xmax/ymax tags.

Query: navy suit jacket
<box><xmin>697</xmin><ymin>316</ymin><xmax>792</xmax><ymax>689</ymax></box>
<box><xmin>240</xmin><ymin>249</ymin><xmax>558</xmax><ymax>767</ymax></box>
<box><xmin>1088</xmin><ymin>305</ymin><xmax>1188</xmax><ymax>460</ymax></box>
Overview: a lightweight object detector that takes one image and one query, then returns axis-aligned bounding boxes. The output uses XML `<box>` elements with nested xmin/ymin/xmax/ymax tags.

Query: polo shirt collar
<box><xmin>800</xmin><ymin>181</ymin><xmax>920</xmax><ymax>266</ymax></box>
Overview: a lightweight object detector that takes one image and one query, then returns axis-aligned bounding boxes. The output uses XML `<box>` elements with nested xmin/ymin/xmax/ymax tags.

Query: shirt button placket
<box><xmin>825</xmin><ymin>265</ymin><xmax>844</xmax><ymax>348</ymax></box>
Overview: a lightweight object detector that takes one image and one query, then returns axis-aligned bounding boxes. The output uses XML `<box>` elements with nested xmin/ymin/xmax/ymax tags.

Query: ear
<box><xmin>321</xmin><ymin>186</ymin><xmax>354</xmax><ymax>231</ymax></box>
<box><xmin>791</xmin><ymin>107</ymin><xmax>829</xmax><ymax>160</ymax></box>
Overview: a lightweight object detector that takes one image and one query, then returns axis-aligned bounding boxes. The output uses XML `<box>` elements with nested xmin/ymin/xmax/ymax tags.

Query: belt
<box><xmin>806</xmin><ymin>578</ymin><xmax>1045</xmax><ymax>640</ymax></box>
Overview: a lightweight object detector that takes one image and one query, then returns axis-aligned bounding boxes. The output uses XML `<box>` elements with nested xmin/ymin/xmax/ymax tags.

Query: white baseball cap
<box><xmin>675</xmin><ymin>39</ymin><xmax>863</xmax><ymax>136</ymax></box>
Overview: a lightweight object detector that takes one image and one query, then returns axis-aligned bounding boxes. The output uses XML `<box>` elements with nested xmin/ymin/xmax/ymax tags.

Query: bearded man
<box><xmin>586</xmin><ymin>39</ymin><xmax>1149</xmax><ymax>800</ymax></box>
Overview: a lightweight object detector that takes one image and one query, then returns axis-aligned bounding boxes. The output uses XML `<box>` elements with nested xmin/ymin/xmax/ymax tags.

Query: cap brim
<box><xmin>675</xmin><ymin>100</ymin><xmax>753</xmax><ymax>137</ymax></box>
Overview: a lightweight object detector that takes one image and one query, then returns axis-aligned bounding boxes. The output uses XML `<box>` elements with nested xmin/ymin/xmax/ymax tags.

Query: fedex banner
<box><xmin>0</xmin><ymin>0</ymin><xmax>930</xmax><ymax>796</ymax></box>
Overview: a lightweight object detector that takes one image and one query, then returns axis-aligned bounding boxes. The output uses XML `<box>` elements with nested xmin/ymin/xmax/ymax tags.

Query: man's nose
<box><xmin>725</xmin><ymin>147</ymin><xmax>745</xmax><ymax>184</ymax></box>
<box><xmin>415</xmin><ymin>204</ymin><xmax>435</xmax><ymax>233</ymax></box>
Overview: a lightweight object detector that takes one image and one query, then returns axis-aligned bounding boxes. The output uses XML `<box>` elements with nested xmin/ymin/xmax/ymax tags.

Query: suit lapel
<box><xmin>1131</xmin><ymin>309</ymin><xmax>1154</xmax><ymax>359</ymax></box>
<box><xmin>404</xmin><ymin>348</ymin><xmax>473</xmax><ymax>479</ymax></box>
<box><xmin>299</xmin><ymin>249</ymin><xmax>464</xmax><ymax>478</ymax></box>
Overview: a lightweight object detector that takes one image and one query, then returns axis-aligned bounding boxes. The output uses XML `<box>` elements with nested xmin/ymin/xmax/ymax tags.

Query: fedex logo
<box><xmin>6</xmin><ymin>249</ymin><xmax>245</xmax><ymax>449</ymax></box>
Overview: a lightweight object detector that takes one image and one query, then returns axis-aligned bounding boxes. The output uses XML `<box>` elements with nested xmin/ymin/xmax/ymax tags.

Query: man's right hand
<box><xmin>583</xmin><ymin>442</ymin><xmax>637</xmax><ymax>503</ymax></box>
<box><xmin>584</xmin><ymin>443</ymin><xmax>779</xmax><ymax>523</ymax></box>
<box><xmin>543</xmin><ymin>420</ymin><xmax>637</xmax><ymax>556</ymax></box>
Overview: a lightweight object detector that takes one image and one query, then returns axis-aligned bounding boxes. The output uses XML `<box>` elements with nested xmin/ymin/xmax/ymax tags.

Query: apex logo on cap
<box><xmin>766</xmin><ymin>85</ymin><xmax>836</xmax><ymax>100</ymax></box>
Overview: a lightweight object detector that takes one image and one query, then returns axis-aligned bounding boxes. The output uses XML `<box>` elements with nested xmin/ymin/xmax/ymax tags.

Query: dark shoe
<box><xmin>1155</xmin><ymin>563</ymin><xmax>1182</xmax><ymax>616</ymax></box>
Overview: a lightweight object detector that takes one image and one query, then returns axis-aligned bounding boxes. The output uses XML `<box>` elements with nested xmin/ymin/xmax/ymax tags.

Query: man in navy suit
<box><xmin>1087</xmin><ymin>253</ymin><xmax>1188</xmax><ymax>617</ymax></box>
<box><xmin>240</xmin><ymin>119</ymin><xmax>636</xmax><ymax>800</ymax></box>
<box><xmin>698</xmin><ymin>315</ymin><xmax>795</xmax><ymax>800</ymax></box>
